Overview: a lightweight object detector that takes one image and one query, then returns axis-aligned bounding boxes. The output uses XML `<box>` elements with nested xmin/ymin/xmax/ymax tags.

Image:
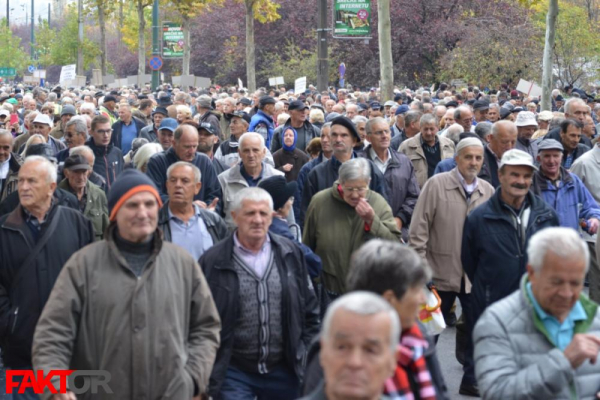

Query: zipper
<box><xmin>10</xmin><ymin>307</ymin><xmax>18</xmax><ymax>334</ymax></box>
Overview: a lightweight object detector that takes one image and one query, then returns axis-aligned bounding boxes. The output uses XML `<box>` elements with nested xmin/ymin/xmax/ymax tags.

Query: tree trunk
<box><xmin>182</xmin><ymin>15</ymin><xmax>190</xmax><ymax>75</ymax></box>
<box><xmin>98</xmin><ymin>5</ymin><xmax>107</xmax><ymax>75</ymax></box>
<box><xmin>245</xmin><ymin>0</ymin><xmax>256</xmax><ymax>92</ymax></box>
<box><xmin>541</xmin><ymin>0</ymin><xmax>558</xmax><ymax>111</ymax></box>
<box><xmin>118</xmin><ymin>0</ymin><xmax>124</xmax><ymax>48</ymax></box>
<box><xmin>77</xmin><ymin>0</ymin><xmax>84</xmax><ymax>75</ymax></box>
<box><xmin>377</xmin><ymin>0</ymin><xmax>393</xmax><ymax>102</ymax></box>
<box><xmin>137</xmin><ymin>1</ymin><xmax>146</xmax><ymax>77</ymax></box>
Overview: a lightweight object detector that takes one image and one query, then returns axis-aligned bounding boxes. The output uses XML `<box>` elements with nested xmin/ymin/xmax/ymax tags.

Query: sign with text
<box><xmin>6</xmin><ymin>370</ymin><xmax>112</xmax><ymax>395</ymax></box>
<box><xmin>162</xmin><ymin>22</ymin><xmax>184</xmax><ymax>58</ymax></box>
<box><xmin>269</xmin><ymin>76</ymin><xmax>285</xmax><ymax>86</ymax></box>
<box><xmin>294</xmin><ymin>76</ymin><xmax>307</xmax><ymax>94</ymax></box>
<box><xmin>0</xmin><ymin>67</ymin><xmax>16</xmax><ymax>76</ymax></box>
<box><xmin>333</xmin><ymin>0</ymin><xmax>371</xmax><ymax>38</ymax></box>
<box><xmin>516</xmin><ymin>79</ymin><xmax>542</xmax><ymax>98</ymax></box>
<box><xmin>59</xmin><ymin>64</ymin><xmax>76</xmax><ymax>83</ymax></box>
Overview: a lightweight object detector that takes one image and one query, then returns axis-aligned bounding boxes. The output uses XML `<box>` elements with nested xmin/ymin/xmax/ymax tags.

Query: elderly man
<box><xmin>220</xmin><ymin>97</ymin><xmax>237</xmax><ymax>140</ymax></box>
<box><xmin>0</xmin><ymin>129</ymin><xmax>20</xmax><ymax>202</ymax></box>
<box><xmin>196</xmin><ymin>121</ymin><xmax>229</xmax><ymax>175</ymax></box>
<box><xmin>86</xmin><ymin>115</ymin><xmax>124</xmax><ymax>191</ymax></box>
<box><xmin>454</xmin><ymin>106</ymin><xmax>474</xmax><ymax>133</ymax></box>
<box><xmin>215</xmin><ymin>111</ymin><xmax>251</xmax><ymax>167</ymax></box>
<box><xmin>158</xmin><ymin>161</ymin><xmax>228</xmax><ymax>259</ymax></box>
<box><xmin>99</xmin><ymin>95</ymin><xmax>118</xmax><ymax>124</ymax></box>
<box><xmin>462</xmin><ymin>149</ymin><xmax>559</xmax><ymax>392</ymax></box>
<box><xmin>487</xmin><ymin>103</ymin><xmax>500</xmax><ymax>123</ymax></box>
<box><xmin>545</xmin><ymin>98</ymin><xmax>593</xmax><ymax>147</ymax></box>
<box><xmin>557</xmin><ymin>119</ymin><xmax>591</xmax><ymax>168</ymax></box>
<box><xmin>18</xmin><ymin>114</ymin><xmax>66</xmax><ymax>155</ymax></box>
<box><xmin>299</xmin><ymin>292</ymin><xmax>399</xmax><ymax>400</ymax></box>
<box><xmin>147</xmin><ymin>124</ymin><xmax>222</xmax><ymax>207</ymax></box>
<box><xmin>218</xmin><ymin>132</ymin><xmax>283</xmax><ymax>229</ymax></box>
<box><xmin>304</xmin><ymin>158</ymin><xmax>401</xmax><ymax>297</ymax></box>
<box><xmin>249</xmin><ymin>96</ymin><xmax>276</xmax><ymax>149</ymax></box>
<box><xmin>58</xmin><ymin>154</ymin><xmax>109</xmax><ymax>240</ymax></box>
<box><xmin>0</xmin><ymin>156</ymin><xmax>93</xmax><ymax>391</ymax></box>
<box><xmin>399</xmin><ymin>113</ymin><xmax>455</xmax><ymax>188</ymax></box>
<box><xmin>140</xmin><ymin>106</ymin><xmax>168</xmax><ymax>143</ymax></box>
<box><xmin>111</xmin><ymin>104</ymin><xmax>147</xmax><ymax>154</ymax></box>
<box><xmin>156</xmin><ymin>117</ymin><xmax>177</xmax><ymax>151</ymax></box>
<box><xmin>196</xmin><ymin>95</ymin><xmax>222</xmax><ymax>139</ymax></box>
<box><xmin>472</xmin><ymin>100</ymin><xmax>489</xmax><ymax>124</ymax></box>
<box><xmin>362</xmin><ymin>117</ymin><xmax>419</xmax><ymax>241</ymax></box>
<box><xmin>301</xmin><ymin>117</ymin><xmax>387</xmax><ymax>223</ymax></box>
<box><xmin>391</xmin><ymin>104</ymin><xmax>409</xmax><ymax>138</ymax></box>
<box><xmin>55</xmin><ymin>116</ymin><xmax>88</xmax><ymax>163</ymax></box>
<box><xmin>391</xmin><ymin>109</ymin><xmax>421</xmax><ymax>150</ymax></box>
<box><xmin>32</xmin><ymin>169</ymin><xmax>221</xmax><ymax>400</ymax></box>
<box><xmin>410</xmin><ymin>137</ymin><xmax>494</xmax><ymax>396</ymax></box>
<box><xmin>49</xmin><ymin>104</ymin><xmax>76</xmax><ymax>140</ymax></box>
<box><xmin>199</xmin><ymin>187</ymin><xmax>319</xmax><ymax>399</ymax></box>
<box><xmin>479</xmin><ymin>120</ymin><xmax>518</xmax><ymax>188</ymax></box>
<box><xmin>474</xmin><ymin>228</ymin><xmax>600</xmax><ymax>400</ymax></box>
<box><xmin>515</xmin><ymin>111</ymin><xmax>539</xmax><ymax>158</ymax></box>
<box><xmin>271</xmin><ymin>100</ymin><xmax>321</xmax><ymax>154</ymax></box>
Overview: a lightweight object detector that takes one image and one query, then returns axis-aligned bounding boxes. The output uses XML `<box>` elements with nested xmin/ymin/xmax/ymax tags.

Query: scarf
<box><xmin>282</xmin><ymin>127</ymin><xmax>297</xmax><ymax>152</ymax></box>
<box><xmin>384</xmin><ymin>324</ymin><xmax>437</xmax><ymax>400</ymax></box>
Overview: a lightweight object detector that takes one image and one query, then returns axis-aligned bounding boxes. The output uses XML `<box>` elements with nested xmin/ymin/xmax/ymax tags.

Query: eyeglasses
<box><xmin>95</xmin><ymin>129</ymin><xmax>112</xmax><ymax>135</ymax></box>
<box><xmin>342</xmin><ymin>186</ymin><xmax>368</xmax><ymax>194</ymax></box>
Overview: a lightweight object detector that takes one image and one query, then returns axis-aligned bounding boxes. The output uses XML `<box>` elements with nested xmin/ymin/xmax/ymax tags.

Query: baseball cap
<box><xmin>64</xmin><ymin>154</ymin><xmax>92</xmax><ymax>171</ymax></box>
<box><xmin>33</xmin><ymin>113</ymin><xmax>54</xmax><ymax>128</ymax></box>
<box><xmin>0</xmin><ymin>109</ymin><xmax>10</xmax><ymax>118</ymax></box>
<box><xmin>538</xmin><ymin>139</ymin><xmax>564</xmax><ymax>152</ymax></box>
<box><xmin>515</xmin><ymin>111</ymin><xmax>538</xmax><ymax>127</ymax></box>
<box><xmin>395</xmin><ymin>105</ymin><xmax>410</xmax><ymax>116</ymax></box>
<box><xmin>288</xmin><ymin>100</ymin><xmax>309</xmax><ymax>111</ymax></box>
<box><xmin>370</xmin><ymin>102</ymin><xmax>382</xmax><ymax>111</ymax></box>
<box><xmin>198</xmin><ymin>122</ymin><xmax>216</xmax><ymax>135</ymax></box>
<box><xmin>159</xmin><ymin>118</ymin><xmax>178</xmax><ymax>132</ymax></box>
<box><xmin>537</xmin><ymin>110</ymin><xmax>553</xmax><ymax>122</ymax></box>
<box><xmin>232</xmin><ymin>110</ymin><xmax>251</xmax><ymax>124</ymax></box>
<box><xmin>499</xmin><ymin>149</ymin><xmax>538</xmax><ymax>171</ymax></box>
<box><xmin>384</xmin><ymin>100</ymin><xmax>396</xmax><ymax>108</ymax></box>
<box><xmin>473</xmin><ymin>100</ymin><xmax>490</xmax><ymax>111</ymax></box>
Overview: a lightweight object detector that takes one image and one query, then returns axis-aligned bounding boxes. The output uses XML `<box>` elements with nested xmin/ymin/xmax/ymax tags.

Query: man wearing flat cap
<box><xmin>197</xmin><ymin>94</ymin><xmax>222</xmax><ymax>139</ymax></box>
<box><xmin>49</xmin><ymin>104</ymin><xmax>76</xmax><ymax>140</ymax></box>
<box><xmin>473</xmin><ymin>100</ymin><xmax>489</xmax><ymax>125</ymax></box>
<box><xmin>33</xmin><ymin>168</ymin><xmax>221</xmax><ymax>400</ymax></box>
<box><xmin>249</xmin><ymin>96</ymin><xmax>276</xmax><ymax>149</ymax></box>
<box><xmin>140</xmin><ymin>106</ymin><xmax>169</xmax><ymax>143</ymax></box>
<box><xmin>515</xmin><ymin>111</ymin><xmax>539</xmax><ymax>158</ymax></box>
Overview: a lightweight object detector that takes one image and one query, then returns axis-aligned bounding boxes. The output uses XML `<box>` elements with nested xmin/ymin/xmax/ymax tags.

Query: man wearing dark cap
<box><xmin>197</xmin><ymin>94</ymin><xmax>222</xmax><ymax>139</ymax></box>
<box><xmin>140</xmin><ymin>106</ymin><xmax>169</xmax><ymax>143</ymax></box>
<box><xmin>391</xmin><ymin>104</ymin><xmax>409</xmax><ymax>139</ymax></box>
<box><xmin>59</xmin><ymin>154</ymin><xmax>109</xmax><ymax>240</ymax></box>
<box><xmin>300</xmin><ymin>116</ymin><xmax>388</xmax><ymax>224</ymax></box>
<box><xmin>195</xmin><ymin>121</ymin><xmax>229</xmax><ymax>175</ymax></box>
<box><xmin>49</xmin><ymin>104</ymin><xmax>76</xmax><ymax>140</ymax></box>
<box><xmin>215</xmin><ymin>110</ymin><xmax>252</xmax><ymax>168</ymax></box>
<box><xmin>249</xmin><ymin>96</ymin><xmax>276</xmax><ymax>149</ymax></box>
<box><xmin>0</xmin><ymin>156</ymin><xmax>93</xmax><ymax>391</ymax></box>
<box><xmin>156</xmin><ymin>117</ymin><xmax>177</xmax><ymax>151</ymax></box>
<box><xmin>99</xmin><ymin>95</ymin><xmax>118</xmax><ymax>125</ymax></box>
<box><xmin>271</xmin><ymin>100</ymin><xmax>321</xmax><ymax>154</ymax></box>
<box><xmin>237</xmin><ymin>97</ymin><xmax>252</xmax><ymax>111</ymax></box>
<box><xmin>473</xmin><ymin>100</ymin><xmax>489</xmax><ymax>124</ymax></box>
<box><xmin>33</xmin><ymin>168</ymin><xmax>221</xmax><ymax>400</ymax></box>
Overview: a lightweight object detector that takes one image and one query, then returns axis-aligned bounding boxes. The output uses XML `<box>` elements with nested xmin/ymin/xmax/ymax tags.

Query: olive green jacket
<box><xmin>58</xmin><ymin>179</ymin><xmax>109</xmax><ymax>240</ymax></box>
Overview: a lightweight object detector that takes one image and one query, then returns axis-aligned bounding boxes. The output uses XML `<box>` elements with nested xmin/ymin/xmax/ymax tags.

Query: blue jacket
<box><xmin>434</xmin><ymin>158</ymin><xmax>456</xmax><ymax>175</ymax></box>
<box><xmin>462</xmin><ymin>189</ymin><xmax>559</xmax><ymax>323</ymax></box>
<box><xmin>248</xmin><ymin>110</ymin><xmax>275</xmax><ymax>149</ymax></box>
<box><xmin>532</xmin><ymin>167</ymin><xmax>600</xmax><ymax>231</ymax></box>
<box><xmin>146</xmin><ymin>147</ymin><xmax>222</xmax><ymax>206</ymax></box>
<box><xmin>269</xmin><ymin>217</ymin><xmax>322</xmax><ymax>279</ymax></box>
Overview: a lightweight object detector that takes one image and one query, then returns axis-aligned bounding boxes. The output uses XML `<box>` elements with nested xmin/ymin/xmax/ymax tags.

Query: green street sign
<box><xmin>333</xmin><ymin>0</ymin><xmax>372</xmax><ymax>38</ymax></box>
<box><xmin>0</xmin><ymin>68</ymin><xmax>16</xmax><ymax>76</ymax></box>
<box><xmin>162</xmin><ymin>22</ymin><xmax>184</xmax><ymax>58</ymax></box>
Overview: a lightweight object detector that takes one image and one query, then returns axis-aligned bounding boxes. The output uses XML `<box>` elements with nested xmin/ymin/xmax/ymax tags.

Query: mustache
<box><xmin>511</xmin><ymin>183</ymin><xmax>528</xmax><ymax>190</ymax></box>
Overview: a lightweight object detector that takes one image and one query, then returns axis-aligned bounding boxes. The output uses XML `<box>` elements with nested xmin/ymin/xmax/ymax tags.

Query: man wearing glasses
<box><xmin>86</xmin><ymin>115</ymin><xmax>124</xmax><ymax>191</ymax></box>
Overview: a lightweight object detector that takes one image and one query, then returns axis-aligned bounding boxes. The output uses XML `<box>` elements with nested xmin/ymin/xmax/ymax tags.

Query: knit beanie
<box><xmin>108</xmin><ymin>169</ymin><xmax>163</xmax><ymax>221</ymax></box>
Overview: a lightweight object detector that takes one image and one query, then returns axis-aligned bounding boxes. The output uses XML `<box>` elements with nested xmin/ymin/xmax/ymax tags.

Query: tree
<box><xmin>136</xmin><ymin>0</ymin><xmax>153</xmax><ymax>76</ymax></box>
<box><xmin>541</xmin><ymin>0</ymin><xmax>558</xmax><ymax>111</ymax></box>
<box><xmin>85</xmin><ymin>0</ymin><xmax>115</xmax><ymax>75</ymax></box>
<box><xmin>0</xmin><ymin>19</ymin><xmax>30</xmax><ymax>74</ymax></box>
<box><xmin>240</xmin><ymin>0</ymin><xmax>280</xmax><ymax>92</ymax></box>
<box><xmin>378</xmin><ymin>0</ymin><xmax>393</xmax><ymax>102</ymax></box>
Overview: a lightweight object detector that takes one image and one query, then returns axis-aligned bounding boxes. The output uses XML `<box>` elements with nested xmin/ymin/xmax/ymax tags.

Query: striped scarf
<box><xmin>384</xmin><ymin>324</ymin><xmax>437</xmax><ymax>400</ymax></box>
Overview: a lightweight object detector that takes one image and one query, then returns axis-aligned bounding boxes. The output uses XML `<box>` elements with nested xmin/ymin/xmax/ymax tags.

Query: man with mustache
<box><xmin>409</xmin><ymin>137</ymin><xmax>494</xmax><ymax>396</ymax></box>
<box><xmin>462</xmin><ymin>149</ymin><xmax>559</xmax><ymax>392</ymax></box>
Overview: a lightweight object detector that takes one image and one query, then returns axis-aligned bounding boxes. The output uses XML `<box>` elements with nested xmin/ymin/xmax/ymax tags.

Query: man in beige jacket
<box><xmin>399</xmin><ymin>113</ymin><xmax>455</xmax><ymax>188</ymax></box>
<box><xmin>408</xmin><ymin>137</ymin><xmax>494</xmax><ymax>396</ymax></box>
<box><xmin>32</xmin><ymin>169</ymin><xmax>221</xmax><ymax>400</ymax></box>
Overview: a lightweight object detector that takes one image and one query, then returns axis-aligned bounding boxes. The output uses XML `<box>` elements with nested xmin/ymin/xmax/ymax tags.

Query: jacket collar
<box><xmin>105</xmin><ymin>222</ymin><xmax>164</xmax><ymax>274</ymax></box>
<box><xmin>534</xmin><ymin>166</ymin><xmax>573</xmax><ymax>192</ymax></box>
<box><xmin>85</xmin><ymin>137</ymin><xmax>113</xmax><ymax>154</ymax></box>
<box><xmin>3</xmin><ymin>201</ymin><xmax>57</xmax><ymax>231</ymax></box>
<box><xmin>158</xmin><ymin>200</ymin><xmax>218</xmax><ymax>228</ymax></box>
<box><xmin>485</xmin><ymin>188</ymin><xmax>548</xmax><ymax>221</ymax></box>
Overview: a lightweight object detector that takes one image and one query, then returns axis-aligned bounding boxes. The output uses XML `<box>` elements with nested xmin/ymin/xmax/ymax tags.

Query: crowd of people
<box><xmin>1</xmin><ymin>81</ymin><xmax>600</xmax><ymax>399</ymax></box>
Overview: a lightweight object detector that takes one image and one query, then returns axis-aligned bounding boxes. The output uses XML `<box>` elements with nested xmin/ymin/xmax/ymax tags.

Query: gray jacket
<box><xmin>474</xmin><ymin>275</ymin><xmax>600</xmax><ymax>400</ymax></box>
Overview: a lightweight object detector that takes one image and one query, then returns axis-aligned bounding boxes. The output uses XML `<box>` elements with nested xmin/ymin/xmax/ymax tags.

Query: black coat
<box><xmin>478</xmin><ymin>145</ymin><xmax>500</xmax><ymax>188</ymax></box>
<box><xmin>198</xmin><ymin>233</ymin><xmax>320</xmax><ymax>398</ymax></box>
<box><xmin>157</xmin><ymin>201</ymin><xmax>228</xmax><ymax>245</ymax></box>
<box><xmin>146</xmin><ymin>147</ymin><xmax>222</xmax><ymax>206</ymax></box>
<box><xmin>301</xmin><ymin>321</ymin><xmax>449</xmax><ymax>400</ymax></box>
<box><xmin>0</xmin><ymin>187</ymin><xmax>79</xmax><ymax>217</ymax></box>
<box><xmin>86</xmin><ymin>138</ymin><xmax>124</xmax><ymax>191</ymax></box>
<box><xmin>544</xmin><ymin>127</ymin><xmax>593</xmax><ymax>148</ymax></box>
<box><xmin>110</xmin><ymin>117</ymin><xmax>148</xmax><ymax>150</ymax></box>
<box><xmin>273</xmin><ymin>148</ymin><xmax>310</xmax><ymax>182</ymax></box>
<box><xmin>0</xmin><ymin>203</ymin><xmax>94</xmax><ymax>368</ymax></box>
<box><xmin>271</xmin><ymin>119</ymin><xmax>321</xmax><ymax>154</ymax></box>
<box><xmin>462</xmin><ymin>189</ymin><xmax>559</xmax><ymax>323</ymax></box>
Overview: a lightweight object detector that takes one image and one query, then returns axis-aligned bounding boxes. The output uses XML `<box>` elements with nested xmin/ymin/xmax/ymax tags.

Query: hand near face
<box><xmin>355</xmin><ymin>198</ymin><xmax>374</xmax><ymax>226</ymax></box>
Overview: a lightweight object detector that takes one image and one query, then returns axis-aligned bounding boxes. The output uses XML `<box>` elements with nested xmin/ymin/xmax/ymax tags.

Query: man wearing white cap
<box><xmin>16</xmin><ymin>114</ymin><xmax>66</xmax><ymax>156</ymax></box>
<box><xmin>409</xmin><ymin>137</ymin><xmax>494</xmax><ymax>396</ymax></box>
<box><xmin>462</xmin><ymin>149</ymin><xmax>559</xmax><ymax>387</ymax></box>
<box><xmin>515</xmin><ymin>111</ymin><xmax>539</xmax><ymax>159</ymax></box>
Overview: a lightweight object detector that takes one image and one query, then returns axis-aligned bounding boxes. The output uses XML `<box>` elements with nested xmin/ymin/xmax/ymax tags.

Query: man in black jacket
<box><xmin>199</xmin><ymin>187</ymin><xmax>319</xmax><ymax>400</ymax></box>
<box><xmin>87</xmin><ymin>115</ymin><xmax>124</xmax><ymax>191</ymax></box>
<box><xmin>157</xmin><ymin>161</ymin><xmax>228</xmax><ymax>260</ymax></box>
<box><xmin>0</xmin><ymin>156</ymin><xmax>93</xmax><ymax>383</ymax></box>
<box><xmin>146</xmin><ymin>124</ymin><xmax>222</xmax><ymax>209</ymax></box>
<box><xmin>110</xmin><ymin>104</ymin><xmax>148</xmax><ymax>154</ymax></box>
<box><xmin>271</xmin><ymin>100</ymin><xmax>321</xmax><ymax>154</ymax></box>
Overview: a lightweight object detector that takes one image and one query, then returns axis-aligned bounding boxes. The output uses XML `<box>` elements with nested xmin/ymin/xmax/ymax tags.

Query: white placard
<box><xmin>195</xmin><ymin>77</ymin><xmax>211</xmax><ymax>88</ymax></box>
<box><xmin>181</xmin><ymin>75</ymin><xmax>196</xmax><ymax>88</ymax></box>
<box><xmin>516</xmin><ymin>79</ymin><xmax>542</xmax><ymax>98</ymax></box>
<box><xmin>238</xmin><ymin>78</ymin><xmax>243</xmax><ymax>89</ymax></box>
<box><xmin>102</xmin><ymin>74</ymin><xmax>116</xmax><ymax>85</ymax></box>
<box><xmin>23</xmin><ymin>75</ymin><xmax>39</xmax><ymax>83</ymax></box>
<box><xmin>34</xmin><ymin>69</ymin><xmax>46</xmax><ymax>79</ymax></box>
<box><xmin>270</xmin><ymin>76</ymin><xmax>284</xmax><ymax>86</ymax></box>
<box><xmin>171</xmin><ymin>76</ymin><xmax>182</xmax><ymax>86</ymax></box>
<box><xmin>294</xmin><ymin>76</ymin><xmax>307</xmax><ymax>94</ymax></box>
<box><xmin>59</xmin><ymin>64</ymin><xmax>76</xmax><ymax>83</ymax></box>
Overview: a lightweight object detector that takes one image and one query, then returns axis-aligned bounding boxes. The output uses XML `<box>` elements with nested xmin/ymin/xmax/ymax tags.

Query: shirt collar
<box><xmin>240</xmin><ymin>162</ymin><xmax>264</xmax><ymax>182</ymax></box>
<box><xmin>526</xmin><ymin>281</ymin><xmax>587</xmax><ymax>324</ymax></box>
<box><xmin>369</xmin><ymin>147</ymin><xmax>391</xmax><ymax>164</ymax></box>
<box><xmin>233</xmin><ymin>230</ymin><xmax>270</xmax><ymax>254</ymax></box>
<box><xmin>168</xmin><ymin>203</ymin><xmax>201</xmax><ymax>222</ymax></box>
<box><xmin>456</xmin><ymin>168</ymin><xmax>478</xmax><ymax>193</ymax></box>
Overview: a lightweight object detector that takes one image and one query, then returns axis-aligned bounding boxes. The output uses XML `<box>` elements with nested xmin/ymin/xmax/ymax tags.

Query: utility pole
<box><xmin>151</xmin><ymin>0</ymin><xmax>160</xmax><ymax>90</ymax></box>
<box><xmin>77</xmin><ymin>0</ymin><xmax>83</xmax><ymax>75</ymax></box>
<box><xmin>316</xmin><ymin>0</ymin><xmax>329</xmax><ymax>92</ymax></box>
<box><xmin>377</xmin><ymin>0</ymin><xmax>393</xmax><ymax>102</ymax></box>
<box><xmin>30</xmin><ymin>0</ymin><xmax>34</xmax><ymax>59</ymax></box>
<box><xmin>6</xmin><ymin>0</ymin><xmax>9</xmax><ymax>27</ymax></box>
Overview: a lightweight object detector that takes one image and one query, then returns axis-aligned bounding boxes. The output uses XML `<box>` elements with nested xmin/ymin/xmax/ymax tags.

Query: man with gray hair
<box><xmin>199</xmin><ymin>187</ymin><xmax>319</xmax><ymax>399</ymax></box>
<box><xmin>55</xmin><ymin>116</ymin><xmax>89</xmax><ymax>163</ymax></box>
<box><xmin>0</xmin><ymin>156</ymin><xmax>93</xmax><ymax>391</ymax></box>
<box><xmin>544</xmin><ymin>97</ymin><xmax>593</xmax><ymax>147</ymax></box>
<box><xmin>474</xmin><ymin>227</ymin><xmax>600</xmax><ymax>399</ymax></box>
<box><xmin>158</xmin><ymin>161</ymin><xmax>228</xmax><ymax>259</ymax></box>
<box><xmin>0</xmin><ymin>129</ymin><xmax>20</xmax><ymax>202</ymax></box>
<box><xmin>299</xmin><ymin>291</ymin><xmax>399</xmax><ymax>400</ymax></box>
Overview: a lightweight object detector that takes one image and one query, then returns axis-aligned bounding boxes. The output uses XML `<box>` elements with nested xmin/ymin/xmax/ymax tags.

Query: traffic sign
<box><xmin>0</xmin><ymin>67</ymin><xmax>16</xmax><ymax>76</ymax></box>
<box><xmin>149</xmin><ymin>56</ymin><xmax>163</xmax><ymax>71</ymax></box>
<box><xmin>28</xmin><ymin>65</ymin><xmax>36</xmax><ymax>73</ymax></box>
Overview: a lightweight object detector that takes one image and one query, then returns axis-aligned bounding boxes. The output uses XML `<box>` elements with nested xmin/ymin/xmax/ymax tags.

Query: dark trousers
<box><xmin>437</xmin><ymin>278</ymin><xmax>476</xmax><ymax>385</ymax></box>
<box><xmin>220</xmin><ymin>364</ymin><xmax>299</xmax><ymax>400</ymax></box>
